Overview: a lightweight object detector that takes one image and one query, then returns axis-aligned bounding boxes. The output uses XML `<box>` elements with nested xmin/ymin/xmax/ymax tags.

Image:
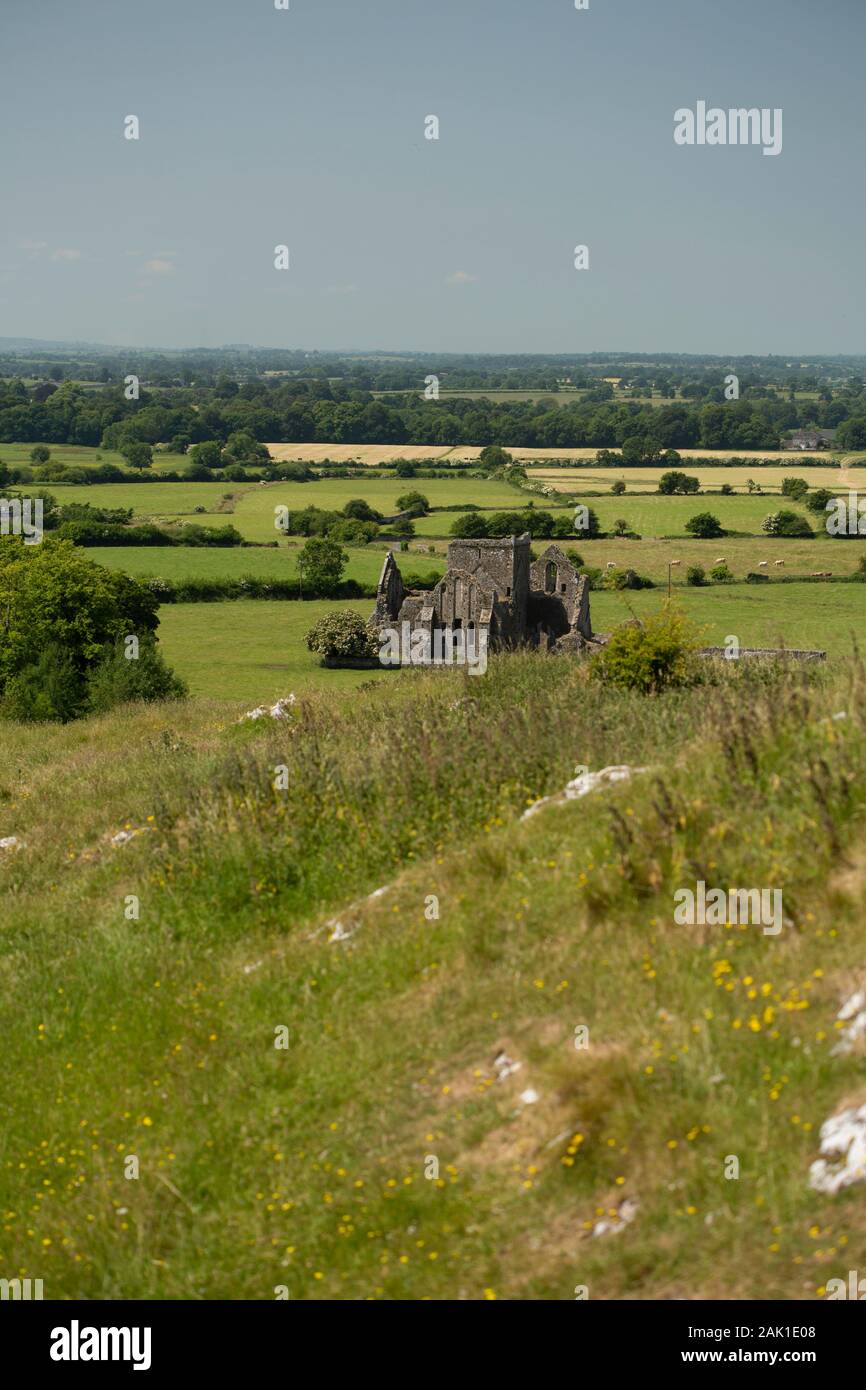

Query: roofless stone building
<box><xmin>373</xmin><ymin>534</ymin><xmax>592</xmax><ymax>656</ymax></box>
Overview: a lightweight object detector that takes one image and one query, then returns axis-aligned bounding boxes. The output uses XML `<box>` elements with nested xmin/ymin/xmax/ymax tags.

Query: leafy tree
<box><xmin>836</xmin><ymin>416</ymin><xmax>866</xmax><ymax>449</ymax></box>
<box><xmin>658</xmin><ymin>471</ymin><xmax>700</xmax><ymax>495</ymax></box>
<box><xmin>122</xmin><ymin>440</ymin><xmax>153</xmax><ymax>472</ymax></box>
<box><xmin>223</xmin><ymin>431</ymin><xmax>269</xmax><ymax>464</ymax></box>
<box><xmin>188</xmin><ymin>441</ymin><xmax>223</xmax><ymax>470</ymax></box>
<box><xmin>395</xmin><ymin>491</ymin><xmax>430</xmax><ymax>515</ymax></box>
<box><xmin>298</xmin><ymin>537</ymin><xmax>347</xmax><ymax>595</ymax></box>
<box><xmin>761</xmin><ymin>510</ymin><xmax>813</xmax><ymax>537</ymax></box>
<box><xmin>184</xmin><ymin>461</ymin><xmax>215</xmax><ymax>481</ymax></box>
<box><xmin>30</xmin><ymin>444</ymin><xmax>51</xmax><ymax>464</ymax></box>
<box><xmin>0</xmin><ymin>538</ymin><xmax>163</xmax><ymax>714</ymax></box>
<box><xmin>807</xmin><ymin>488</ymin><xmax>833</xmax><ymax>514</ymax></box>
<box><xmin>684</xmin><ymin>512</ymin><xmax>725</xmax><ymax>539</ymax></box>
<box><xmin>612</xmin><ymin>518</ymin><xmax>629</xmax><ymax>536</ymax></box>
<box><xmin>551</xmin><ymin>514</ymin><xmax>575</xmax><ymax>538</ymax></box>
<box><xmin>686</xmin><ymin>565</ymin><xmax>707</xmax><ymax>586</ymax></box>
<box><xmin>621</xmin><ymin>437</ymin><xmax>647</xmax><ymax>465</ymax></box>
<box><xmin>719</xmin><ymin>483</ymin><xmax>734</xmax><ymax>495</ymax></box>
<box><xmin>450</xmin><ymin>513</ymin><xmax>489</xmax><ymax>538</ymax></box>
<box><xmin>326</xmin><ymin>518</ymin><xmax>379</xmax><ymax>544</ymax></box>
<box><xmin>478</xmin><ymin>445</ymin><xmax>514</xmax><ymax>471</ymax></box>
<box><xmin>343</xmin><ymin>498</ymin><xmax>381</xmax><ymax>522</ymax></box>
<box><xmin>86</xmin><ymin>635</ymin><xmax>188</xmax><ymax>712</ymax></box>
<box><xmin>1</xmin><ymin>641</ymin><xmax>84</xmax><ymax>722</ymax></box>
<box><xmin>611</xmin><ymin>480</ymin><xmax>626</xmax><ymax>495</ymax></box>
<box><xmin>781</xmin><ymin>476</ymin><xmax>809</xmax><ymax>502</ymax></box>
<box><xmin>573</xmin><ymin>504</ymin><xmax>601</xmax><ymax>538</ymax></box>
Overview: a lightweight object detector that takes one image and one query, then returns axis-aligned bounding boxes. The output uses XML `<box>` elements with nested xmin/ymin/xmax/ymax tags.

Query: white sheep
<box><xmin>758</xmin><ymin>561</ymin><xmax>768</xmax><ymax>568</ymax></box>
<box><xmin>774</xmin><ymin>559</ymin><xmax>785</xmax><ymax>566</ymax></box>
<box><xmin>606</xmin><ymin>560</ymin><xmax>616</xmax><ymax>569</ymax></box>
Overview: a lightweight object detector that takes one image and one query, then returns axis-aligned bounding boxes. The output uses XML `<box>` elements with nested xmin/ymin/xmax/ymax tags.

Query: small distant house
<box><xmin>782</xmin><ymin>428</ymin><xmax>836</xmax><ymax>451</ymax></box>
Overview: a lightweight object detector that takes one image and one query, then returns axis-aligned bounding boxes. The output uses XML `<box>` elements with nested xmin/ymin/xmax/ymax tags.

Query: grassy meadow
<box><xmin>529</xmin><ymin>462</ymin><xmax>866</xmax><ymax>492</ymax></box>
<box><xmin>20</xmin><ymin>452</ymin><xmax>862</xmax><ymax>691</ymax></box>
<box><xmin>2</xmin><ymin>653</ymin><xmax>866</xmax><ymax>1298</ymax></box>
<box><xmin>149</xmin><ymin>587</ymin><xmax>866</xmax><ymax>704</ymax></box>
<box><xmin>92</xmin><ymin>543</ymin><xmax>444</xmax><ymax>593</ymax></box>
<box><xmin>0</xmin><ymin>442</ymin><xmax>190</xmax><ymax>475</ymax></box>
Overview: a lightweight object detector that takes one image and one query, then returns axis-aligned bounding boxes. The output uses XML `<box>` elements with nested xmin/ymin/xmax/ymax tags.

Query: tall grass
<box><xmin>1</xmin><ymin>653</ymin><xmax>865</xmax><ymax>1299</ymax></box>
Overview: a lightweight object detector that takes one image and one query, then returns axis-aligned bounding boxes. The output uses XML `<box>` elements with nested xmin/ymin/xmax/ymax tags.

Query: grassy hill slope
<box><xmin>1</xmin><ymin>652</ymin><xmax>865</xmax><ymax>1300</ymax></box>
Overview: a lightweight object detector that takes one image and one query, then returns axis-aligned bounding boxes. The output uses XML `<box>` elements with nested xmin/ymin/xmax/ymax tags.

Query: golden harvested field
<box><xmin>266</xmin><ymin>443</ymin><xmax>453</xmax><ymax>463</ymax></box>
<box><xmin>443</xmin><ymin>446</ymin><xmax>847</xmax><ymax>464</ymax></box>
<box><xmin>266</xmin><ymin>443</ymin><xmax>866</xmax><ymax>469</ymax></box>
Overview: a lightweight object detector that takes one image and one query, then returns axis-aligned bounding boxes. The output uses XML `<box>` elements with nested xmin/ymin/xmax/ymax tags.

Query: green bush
<box><xmin>686</xmin><ymin>565</ymin><xmax>707</xmax><ymax>586</ymax></box>
<box><xmin>592</xmin><ymin>607</ymin><xmax>699</xmax><ymax>695</ymax></box>
<box><xmin>807</xmin><ymin>488</ymin><xmax>833</xmax><ymax>514</ymax></box>
<box><xmin>658</xmin><ymin>471</ymin><xmax>700</xmax><ymax>495</ymax></box>
<box><xmin>781</xmin><ymin>477</ymin><xmax>809</xmax><ymax>502</ymax></box>
<box><xmin>761</xmin><ymin>510</ymin><xmax>813</xmax><ymax>537</ymax></box>
<box><xmin>1</xmin><ymin>642</ymin><xmax>84</xmax><ymax>723</ymax></box>
<box><xmin>710</xmin><ymin>563</ymin><xmax>734</xmax><ymax>583</ymax></box>
<box><xmin>0</xmin><ymin>536</ymin><xmax>158</xmax><ymax>696</ymax></box>
<box><xmin>573</xmin><ymin>504</ymin><xmax>601</xmax><ymax>538</ymax></box>
<box><xmin>601</xmin><ymin>567</ymin><xmax>654</xmax><ymax>591</ymax></box>
<box><xmin>305</xmin><ymin>610</ymin><xmax>378</xmax><ymax>660</ymax></box>
<box><xmin>450</xmin><ymin>513</ymin><xmax>489</xmax><ymax>538</ymax></box>
<box><xmin>86</xmin><ymin>636</ymin><xmax>188</xmax><ymax>713</ymax></box>
<box><xmin>395</xmin><ymin>492</ymin><xmax>430</xmax><ymax>516</ymax></box>
<box><xmin>343</xmin><ymin>499</ymin><xmax>382</xmax><ymax>523</ymax></box>
<box><xmin>684</xmin><ymin>512</ymin><xmax>725</xmax><ymax>539</ymax></box>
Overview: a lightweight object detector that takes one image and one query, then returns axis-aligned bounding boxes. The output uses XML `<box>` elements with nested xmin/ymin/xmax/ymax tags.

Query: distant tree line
<box><xmin>1</xmin><ymin>374</ymin><xmax>865</xmax><ymax>455</ymax></box>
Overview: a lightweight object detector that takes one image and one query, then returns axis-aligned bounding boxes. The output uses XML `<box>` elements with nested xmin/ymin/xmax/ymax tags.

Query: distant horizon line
<box><xmin>1</xmin><ymin>337</ymin><xmax>865</xmax><ymax>362</ymax></box>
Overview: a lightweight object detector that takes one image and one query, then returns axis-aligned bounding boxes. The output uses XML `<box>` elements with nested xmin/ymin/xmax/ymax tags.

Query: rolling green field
<box><xmin>1</xmin><ymin>442</ymin><xmax>190</xmax><ymax>474</ymax></box>
<box><xmin>77</xmin><ymin>531</ymin><xmax>866</xmax><ymax>595</ymax></box>
<box><xmin>149</xmin><ymin>584</ymin><xmax>866</xmax><ymax>706</ymax></box>
<box><xmin>223</xmin><ymin>477</ymin><xmax>527</xmax><ymax>540</ymax></box>
<box><xmin>35</xmin><ymin>480</ymin><xmax>242</xmax><ymax>515</ymax></box>
<box><xmin>528</xmin><ymin>463</ymin><xmax>866</xmax><ymax>492</ymax></box>
<box><xmin>591</xmin><ymin>583</ymin><xmax>866</xmax><ymax>655</ymax></box>
<box><xmin>94</xmin><ymin>542</ymin><xmax>444</xmax><ymax>589</ymax></box>
<box><xmin>156</xmin><ymin>599</ymin><xmax>385</xmax><ymax>699</ymax></box>
<box><xmin>415</xmin><ymin>494</ymin><xmax>841</xmax><ymax>537</ymax></box>
<box><xmin>551</xmin><ymin>536</ymin><xmax>864</xmax><ymax>582</ymax></box>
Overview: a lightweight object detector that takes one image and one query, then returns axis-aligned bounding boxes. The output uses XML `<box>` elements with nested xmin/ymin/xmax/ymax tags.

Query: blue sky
<box><xmin>1</xmin><ymin>0</ymin><xmax>863</xmax><ymax>353</ymax></box>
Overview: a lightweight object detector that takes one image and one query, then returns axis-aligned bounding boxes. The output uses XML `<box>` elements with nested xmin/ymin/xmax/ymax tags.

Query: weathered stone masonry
<box><xmin>373</xmin><ymin>534</ymin><xmax>592</xmax><ymax>656</ymax></box>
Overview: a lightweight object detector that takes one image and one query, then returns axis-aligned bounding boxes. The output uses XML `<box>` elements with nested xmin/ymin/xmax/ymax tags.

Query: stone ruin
<box><xmin>372</xmin><ymin>533</ymin><xmax>593</xmax><ymax>657</ymax></box>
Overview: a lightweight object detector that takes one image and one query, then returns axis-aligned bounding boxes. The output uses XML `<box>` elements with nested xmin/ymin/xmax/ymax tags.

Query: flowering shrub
<box><xmin>592</xmin><ymin>607</ymin><xmax>699</xmax><ymax>694</ymax></box>
<box><xmin>305</xmin><ymin>610</ymin><xmax>378</xmax><ymax>659</ymax></box>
